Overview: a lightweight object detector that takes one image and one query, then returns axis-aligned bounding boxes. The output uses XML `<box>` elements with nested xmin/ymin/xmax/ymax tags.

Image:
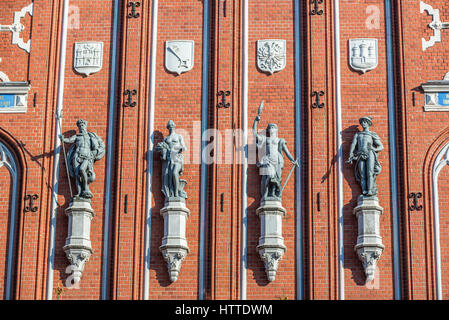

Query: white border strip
<box><xmin>294</xmin><ymin>0</ymin><xmax>304</xmax><ymax>300</ymax></box>
<box><xmin>431</xmin><ymin>143</ymin><xmax>448</xmax><ymax>300</ymax></box>
<box><xmin>101</xmin><ymin>0</ymin><xmax>121</xmax><ymax>300</ymax></box>
<box><xmin>46</xmin><ymin>0</ymin><xmax>70</xmax><ymax>300</ymax></box>
<box><xmin>1</xmin><ymin>143</ymin><xmax>19</xmax><ymax>300</ymax></box>
<box><xmin>240</xmin><ymin>0</ymin><xmax>249</xmax><ymax>301</ymax></box>
<box><xmin>333</xmin><ymin>0</ymin><xmax>345</xmax><ymax>300</ymax></box>
<box><xmin>198</xmin><ymin>0</ymin><xmax>210</xmax><ymax>300</ymax></box>
<box><xmin>385</xmin><ymin>0</ymin><xmax>402</xmax><ymax>300</ymax></box>
<box><xmin>143</xmin><ymin>0</ymin><xmax>159</xmax><ymax>300</ymax></box>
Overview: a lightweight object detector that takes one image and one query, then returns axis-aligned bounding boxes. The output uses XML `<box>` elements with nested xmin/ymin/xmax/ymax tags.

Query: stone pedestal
<box><xmin>256</xmin><ymin>199</ymin><xmax>287</xmax><ymax>282</ymax></box>
<box><xmin>159</xmin><ymin>199</ymin><xmax>190</xmax><ymax>282</ymax></box>
<box><xmin>63</xmin><ymin>198</ymin><xmax>95</xmax><ymax>284</ymax></box>
<box><xmin>353</xmin><ymin>196</ymin><xmax>385</xmax><ymax>283</ymax></box>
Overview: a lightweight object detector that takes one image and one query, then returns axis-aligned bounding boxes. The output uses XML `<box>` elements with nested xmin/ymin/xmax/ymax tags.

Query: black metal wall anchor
<box><xmin>317</xmin><ymin>192</ymin><xmax>321</xmax><ymax>212</ymax></box>
<box><xmin>408</xmin><ymin>192</ymin><xmax>423</xmax><ymax>211</ymax></box>
<box><xmin>124</xmin><ymin>194</ymin><xmax>128</xmax><ymax>214</ymax></box>
<box><xmin>127</xmin><ymin>2</ymin><xmax>141</xmax><ymax>19</ymax></box>
<box><xmin>217</xmin><ymin>90</ymin><xmax>231</xmax><ymax>108</ymax></box>
<box><xmin>312</xmin><ymin>91</ymin><xmax>325</xmax><ymax>109</ymax></box>
<box><xmin>24</xmin><ymin>194</ymin><xmax>38</xmax><ymax>213</ymax></box>
<box><xmin>311</xmin><ymin>0</ymin><xmax>323</xmax><ymax>16</ymax></box>
<box><xmin>124</xmin><ymin>89</ymin><xmax>137</xmax><ymax>107</ymax></box>
<box><xmin>223</xmin><ymin>0</ymin><xmax>227</xmax><ymax>17</ymax></box>
<box><xmin>220</xmin><ymin>193</ymin><xmax>224</xmax><ymax>212</ymax></box>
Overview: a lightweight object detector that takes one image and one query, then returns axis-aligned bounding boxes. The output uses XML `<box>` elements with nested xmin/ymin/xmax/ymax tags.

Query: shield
<box><xmin>165</xmin><ymin>40</ymin><xmax>194</xmax><ymax>75</ymax></box>
<box><xmin>257</xmin><ymin>39</ymin><xmax>286</xmax><ymax>75</ymax></box>
<box><xmin>349</xmin><ymin>39</ymin><xmax>378</xmax><ymax>74</ymax></box>
<box><xmin>74</xmin><ymin>42</ymin><xmax>103</xmax><ymax>76</ymax></box>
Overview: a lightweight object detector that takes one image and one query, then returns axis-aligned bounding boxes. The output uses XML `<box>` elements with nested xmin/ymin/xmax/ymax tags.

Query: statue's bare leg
<box><xmin>261</xmin><ymin>175</ymin><xmax>269</xmax><ymax>200</ymax></box>
<box><xmin>79</xmin><ymin>161</ymin><xmax>91</xmax><ymax>197</ymax></box>
<box><xmin>75</xmin><ymin>167</ymin><xmax>82</xmax><ymax>196</ymax></box>
<box><xmin>173</xmin><ymin>164</ymin><xmax>181</xmax><ymax>197</ymax></box>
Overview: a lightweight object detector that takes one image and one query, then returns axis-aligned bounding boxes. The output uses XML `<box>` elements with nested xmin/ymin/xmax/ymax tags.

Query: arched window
<box><xmin>0</xmin><ymin>141</ymin><xmax>19</xmax><ymax>299</ymax></box>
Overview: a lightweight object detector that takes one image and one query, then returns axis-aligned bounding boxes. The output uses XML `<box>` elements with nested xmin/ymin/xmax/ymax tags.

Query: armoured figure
<box><xmin>346</xmin><ymin>116</ymin><xmax>383</xmax><ymax>197</ymax></box>
<box><xmin>155</xmin><ymin>120</ymin><xmax>187</xmax><ymax>201</ymax></box>
<box><xmin>253</xmin><ymin>113</ymin><xmax>297</xmax><ymax>201</ymax></box>
<box><xmin>60</xmin><ymin>119</ymin><xmax>105</xmax><ymax>199</ymax></box>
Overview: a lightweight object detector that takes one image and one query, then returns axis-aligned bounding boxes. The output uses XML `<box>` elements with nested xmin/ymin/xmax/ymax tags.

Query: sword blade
<box><xmin>281</xmin><ymin>161</ymin><xmax>297</xmax><ymax>194</ymax></box>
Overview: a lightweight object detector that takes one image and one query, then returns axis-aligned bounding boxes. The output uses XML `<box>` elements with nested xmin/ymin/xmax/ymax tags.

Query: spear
<box><xmin>55</xmin><ymin>111</ymin><xmax>73</xmax><ymax>198</ymax></box>
<box><xmin>257</xmin><ymin>100</ymin><xmax>265</xmax><ymax>118</ymax></box>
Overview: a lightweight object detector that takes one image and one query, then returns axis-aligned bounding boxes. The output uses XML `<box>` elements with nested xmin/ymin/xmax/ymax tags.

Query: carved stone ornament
<box><xmin>420</xmin><ymin>1</ymin><xmax>449</xmax><ymax>51</ymax></box>
<box><xmin>63</xmin><ymin>199</ymin><xmax>95</xmax><ymax>285</ymax></box>
<box><xmin>257</xmin><ymin>39</ymin><xmax>286</xmax><ymax>75</ymax></box>
<box><xmin>165</xmin><ymin>40</ymin><xmax>194</xmax><ymax>75</ymax></box>
<box><xmin>256</xmin><ymin>200</ymin><xmax>287</xmax><ymax>282</ymax></box>
<box><xmin>348</xmin><ymin>39</ymin><xmax>378</xmax><ymax>74</ymax></box>
<box><xmin>73</xmin><ymin>42</ymin><xmax>104</xmax><ymax>76</ymax></box>
<box><xmin>0</xmin><ymin>3</ymin><xmax>33</xmax><ymax>53</ymax></box>
<box><xmin>421</xmin><ymin>72</ymin><xmax>449</xmax><ymax>111</ymax></box>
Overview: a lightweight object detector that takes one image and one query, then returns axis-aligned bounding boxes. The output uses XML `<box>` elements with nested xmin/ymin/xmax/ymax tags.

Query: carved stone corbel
<box><xmin>353</xmin><ymin>196</ymin><xmax>385</xmax><ymax>283</ymax></box>
<box><xmin>256</xmin><ymin>200</ymin><xmax>287</xmax><ymax>282</ymax></box>
<box><xmin>63</xmin><ymin>199</ymin><xmax>94</xmax><ymax>284</ymax></box>
<box><xmin>159</xmin><ymin>200</ymin><xmax>190</xmax><ymax>282</ymax></box>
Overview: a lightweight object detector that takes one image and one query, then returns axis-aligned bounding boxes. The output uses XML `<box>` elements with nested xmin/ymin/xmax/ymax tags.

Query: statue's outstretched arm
<box><xmin>60</xmin><ymin>134</ymin><xmax>76</xmax><ymax>144</ymax></box>
<box><xmin>282</xmin><ymin>142</ymin><xmax>296</xmax><ymax>164</ymax></box>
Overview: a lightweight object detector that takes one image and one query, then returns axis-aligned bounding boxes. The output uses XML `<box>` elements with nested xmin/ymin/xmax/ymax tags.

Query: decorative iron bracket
<box><xmin>310</xmin><ymin>0</ymin><xmax>323</xmax><ymax>16</ymax></box>
<box><xmin>124</xmin><ymin>89</ymin><xmax>137</xmax><ymax>107</ymax></box>
<box><xmin>24</xmin><ymin>194</ymin><xmax>38</xmax><ymax>212</ymax></box>
<box><xmin>312</xmin><ymin>90</ymin><xmax>325</xmax><ymax>109</ymax></box>
<box><xmin>217</xmin><ymin>90</ymin><xmax>231</xmax><ymax>109</ymax></box>
<box><xmin>127</xmin><ymin>2</ymin><xmax>141</xmax><ymax>19</ymax></box>
<box><xmin>408</xmin><ymin>192</ymin><xmax>423</xmax><ymax>211</ymax></box>
<box><xmin>421</xmin><ymin>1</ymin><xmax>449</xmax><ymax>51</ymax></box>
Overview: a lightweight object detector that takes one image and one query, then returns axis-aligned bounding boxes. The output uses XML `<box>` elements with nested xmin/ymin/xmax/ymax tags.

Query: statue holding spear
<box><xmin>252</xmin><ymin>100</ymin><xmax>298</xmax><ymax>201</ymax></box>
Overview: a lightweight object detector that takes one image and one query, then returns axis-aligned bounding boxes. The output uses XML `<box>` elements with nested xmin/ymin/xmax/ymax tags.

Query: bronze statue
<box><xmin>346</xmin><ymin>116</ymin><xmax>383</xmax><ymax>197</ymax></box>
<box><xmin>60</xmin><ymin>119</ymin><xmax>105</xmax><ymax>199</ymax></box>
<box><xmin>155</xmin><ymin>120</ymin><xmax>187</xmax><ymax>201</ymax></box>
<box><xmin>253</xmin><ymin>101</ymin><xmax>297</xmax><ymax>201</ymax></box>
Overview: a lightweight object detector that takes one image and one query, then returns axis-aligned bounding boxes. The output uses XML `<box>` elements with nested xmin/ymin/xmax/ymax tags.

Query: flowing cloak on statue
<box><xmin>256</xmin><ymin>134</ymin><xmax>286</xmax><ymax>189</ymax></box>
<box><xmin>353</xmin><ymin>131</ymin><xmax>382</xmax><ymax>184</ymax></box>
<box><xmin>66</xmin><ymin>132</ymin><xmax>106</xmax><ymax>183</ymax></box>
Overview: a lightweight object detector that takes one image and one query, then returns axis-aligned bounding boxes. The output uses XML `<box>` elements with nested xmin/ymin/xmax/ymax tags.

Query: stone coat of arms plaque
<box><xmin>349</xmin><ymin>39</ymin><xmax>378</xmax><ymax>74</ymax></box>
<box><xmin>257</xmin><ymin>39</ymin><xmax>286</xmax><ymax>75</ymax></box>
<box><xmin>73</xmin><ymin>42</ymin><xmax>104</xmax><ymax>76</ymax></box>
<box><xmin>165</xmin><ymin>40</ymin><xmax>194</xmax><ymax>75</ymax></box>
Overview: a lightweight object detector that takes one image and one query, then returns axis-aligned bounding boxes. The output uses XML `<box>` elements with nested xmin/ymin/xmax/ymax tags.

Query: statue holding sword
<box><xmin>253</xmin><ymin>100</ymin><xmax>298</xmax><ymax>201</ymax></box>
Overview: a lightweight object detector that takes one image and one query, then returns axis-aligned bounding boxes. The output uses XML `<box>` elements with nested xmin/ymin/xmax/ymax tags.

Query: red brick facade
<box><xmin>0</xmin><ymin>0</ymin><xmax>448</xmax><ymax>300</ymax></box>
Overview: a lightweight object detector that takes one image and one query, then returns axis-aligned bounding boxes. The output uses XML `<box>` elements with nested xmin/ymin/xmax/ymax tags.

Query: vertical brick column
<box><xmin>207</xmin><ymin>0</ymin><xmax>242</xmax><ymax>300</ymax></box>
<box><xmin>112</xmin><ymin>0</ymin><xmax>151</xmax><ymax>299</ymax></box>
<box><xmin>303</xmin><ymin>0</ymin><xmax>339</xmax><ymax>300</ymax></box>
